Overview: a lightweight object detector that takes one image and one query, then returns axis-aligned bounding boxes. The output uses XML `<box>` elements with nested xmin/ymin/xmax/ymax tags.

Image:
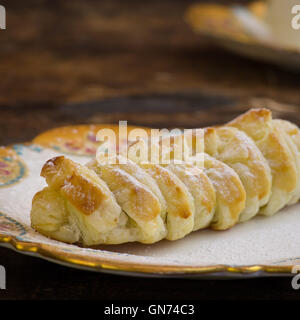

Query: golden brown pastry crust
<box><xmin>273</xmin><ymin>119</ymin><xmax>300</xmax><ymax>205</ymax></box>
<box><xmin>166</xmin><ymin>163</ymin><xmax>216</xmax><ymax>231</ymax></box>
<box><xmin>87</xmin><ymin>159</ymin><xmax>167</xmax><ymax>243</ymax></box>
<box><xmin>228</xmin><ymin>108</ymin><xmax>297</xmax><ymax>216</ymax></box>
<box><xmin>201</xmin><ymin>153</ymin><xmax>246</xmax><ymax>230</ymax></box>
<box><xmin>138</xmin><ymin>163</ymin><xmax>195</xmax><ymax>240</ymax></box>
<box><xmin>203</xmin><ymin>126</ymin><xmax>272</xmax><ymax>222</ymax></box>
<box><xmin>32</xmin><ymin>156</ymin><xmax>124</xmax><ymax>245</ymax></box>
<box><xmin>42</xmin><ymin>157</ymin><xmax>106</xmax><ymax>215</ymax></box>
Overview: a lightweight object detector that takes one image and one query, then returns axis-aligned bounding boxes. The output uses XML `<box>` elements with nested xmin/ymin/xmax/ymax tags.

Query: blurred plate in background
<box><xmin>186</xmin><ymin>1</ymin><xmax>300</xmax><ymax>71</ymax></box>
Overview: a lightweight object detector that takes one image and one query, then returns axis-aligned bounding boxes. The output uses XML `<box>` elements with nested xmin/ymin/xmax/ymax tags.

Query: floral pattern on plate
<box><xmin>0</xmin><ymin>148</ymin><xmax>27</xmax><ymax>188</ymax></box>
<box><xmin>33</xmin><ymin>124</ymin><xmax>150</xmax><ymax>157</ymax></box>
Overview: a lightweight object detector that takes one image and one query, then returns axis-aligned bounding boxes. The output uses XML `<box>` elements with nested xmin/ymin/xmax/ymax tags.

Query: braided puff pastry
<box><xmin>272</xmin><ymin>119</ymin><xmax>300</xmax><ymax>205</ymax></box>
<box><xmin>228</xmin><ymin>109</ymin><xmax>298</xmax><ymax>216</ymax></box>
<box><xmin>187</xmin><ymin>127</ymin><xmax>272</xmax><ymax>222</ymax></box>
<box><xmin>127</xmin><ymin>138</ymin><xmax>245</xmax><ymax>231</ymax></box>
<box><xmin>31</xmin><ymin>109</ymin><xmax>300</xmax><ymax>245</ymax></box>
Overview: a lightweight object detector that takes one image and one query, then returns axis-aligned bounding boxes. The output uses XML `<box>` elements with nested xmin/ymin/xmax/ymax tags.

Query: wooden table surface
<box><xmin>1</xmin><ymin>0</ymin><xmax>300</xmax><ymax>300</ymax></box>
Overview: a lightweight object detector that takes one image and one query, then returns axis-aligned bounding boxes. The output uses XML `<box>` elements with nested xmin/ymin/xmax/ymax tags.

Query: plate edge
<box><xmin>0</xmin><ymin>232</ymin><xmax>295</xmax><ymax>277</ymax></box>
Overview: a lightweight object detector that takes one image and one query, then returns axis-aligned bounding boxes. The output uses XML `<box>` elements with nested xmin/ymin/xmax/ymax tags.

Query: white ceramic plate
<box><xmin>0</xmin><ymin>124</ymin><xmax>299</xmax><ymax>278</ymax></box>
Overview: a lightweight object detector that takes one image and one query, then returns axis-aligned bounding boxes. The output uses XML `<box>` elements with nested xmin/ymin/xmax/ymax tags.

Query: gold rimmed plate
<box><xmin>1</xmin><ymin>118</ymin><xmax>300</xmax><ymax>279</ymax></box>
<box><xmin>185</xmin><ymin>1</ymin><xmax>300</xmax><ymax>71</ymax></box>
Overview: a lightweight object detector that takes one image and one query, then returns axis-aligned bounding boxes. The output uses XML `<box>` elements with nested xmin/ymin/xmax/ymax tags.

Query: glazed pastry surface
<box><xmin>31</xmin><ymin>109</ymin><xmax>300</xmax><ymax>245</ymax></box>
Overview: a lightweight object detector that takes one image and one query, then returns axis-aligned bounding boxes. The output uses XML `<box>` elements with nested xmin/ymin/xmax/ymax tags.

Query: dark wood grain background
<box><xmin>2</xmin><ymin>0</ymin><xmax>300</xmax><ymax>147</ymax></box>
<box><xmin>1</xmin><ymin>0</ymin><xmax>300</xmax><ymax>300</ymax></box>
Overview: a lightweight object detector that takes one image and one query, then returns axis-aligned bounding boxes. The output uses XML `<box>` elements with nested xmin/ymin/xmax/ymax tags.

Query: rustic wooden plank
<box><xmin>1</xmin><ymin>0</ymin><xmax>300</xmax><ymax>110</ymax></box>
